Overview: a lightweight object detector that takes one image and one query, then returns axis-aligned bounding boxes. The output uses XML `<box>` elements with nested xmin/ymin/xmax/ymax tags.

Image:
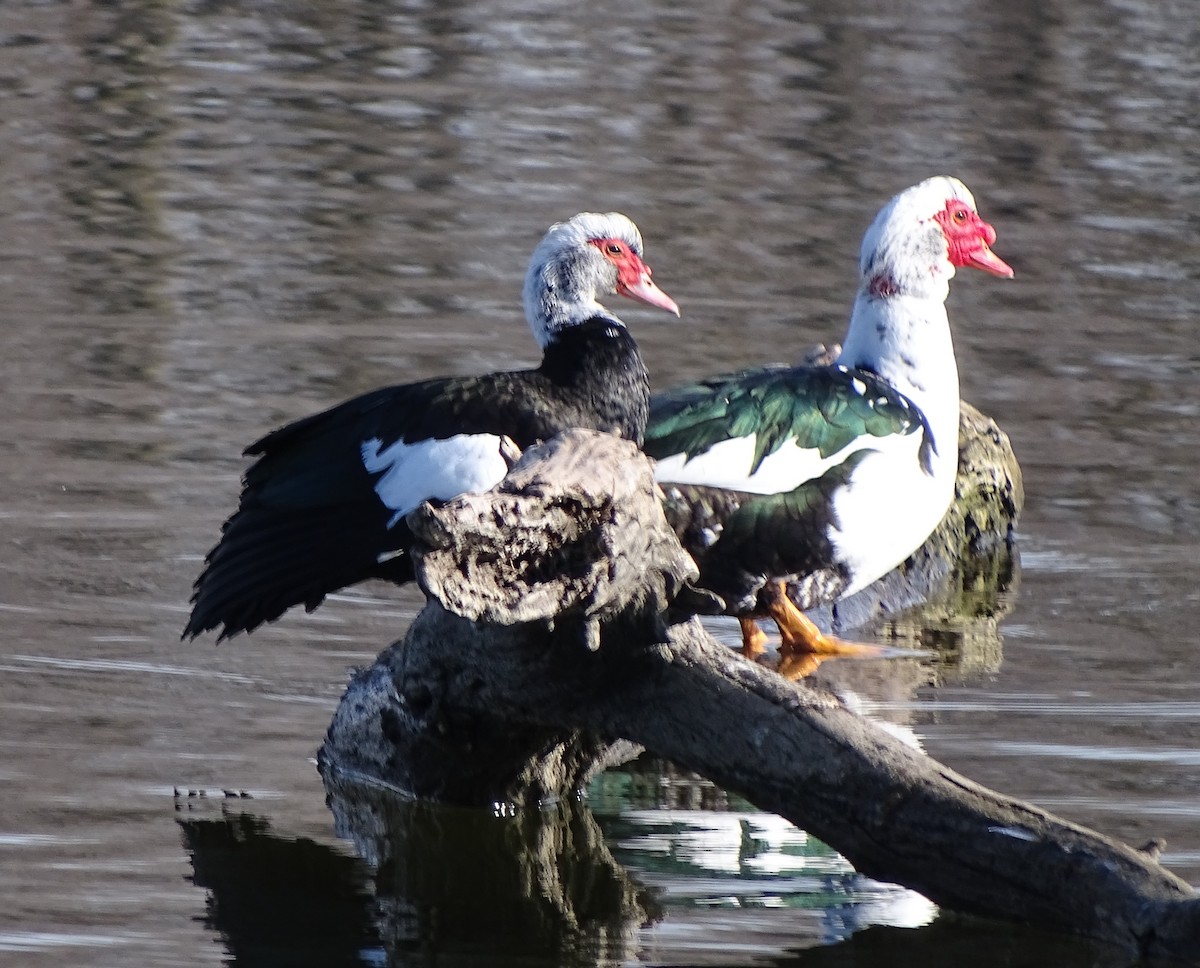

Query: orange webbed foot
<box><xmin>761</xmin><ymin>580</ymin><xmax>885</xmax><ymax>659</ymax></box>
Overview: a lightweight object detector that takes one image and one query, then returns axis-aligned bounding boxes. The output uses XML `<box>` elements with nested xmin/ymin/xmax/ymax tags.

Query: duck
<box><xmin>645</xmin><ymin>176</ymin><xmax>1013</xmax><ymax>674</ymax></box>
<box><xmin>184</xmin><ymin>212</ymin><xmax>680</xmax><ymax>641</ymax></box>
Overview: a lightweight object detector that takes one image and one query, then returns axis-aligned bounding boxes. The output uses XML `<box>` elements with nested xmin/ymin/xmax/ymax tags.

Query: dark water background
<box><xmin>1</xmin><ymin>0</ymin><xmax>1197</xmax><ymax>965</ymax></box>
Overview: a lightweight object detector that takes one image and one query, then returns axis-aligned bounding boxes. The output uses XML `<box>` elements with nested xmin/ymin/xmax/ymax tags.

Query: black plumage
<box><xmin>185</xmin><ymin>321</ymin><xmax>649</xmax><ymax>640</ymax></box>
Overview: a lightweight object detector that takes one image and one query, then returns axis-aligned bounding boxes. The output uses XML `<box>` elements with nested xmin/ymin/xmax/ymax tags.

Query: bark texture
<box><xmin>320</xmin><ymin>427</ymin><xmax>1199</xmax><ymax>965</ymax></box>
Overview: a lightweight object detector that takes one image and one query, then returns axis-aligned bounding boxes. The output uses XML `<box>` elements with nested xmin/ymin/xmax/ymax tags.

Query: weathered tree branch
<box><xmin>320</xmin><ymin>428</ymin><xmax>1199</xmax><ymax>964</ymax></box>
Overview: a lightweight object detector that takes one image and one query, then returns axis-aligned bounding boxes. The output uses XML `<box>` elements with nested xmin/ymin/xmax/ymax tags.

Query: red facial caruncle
<box><xmin>590</xmin><ymin>237</ymin><xmax>681</xmax><ymax>316</ymax></box>
<box><xmin>933</xmin><ymin>199</ymin><xmax>1014</xmax><ymax>278</ymax></box>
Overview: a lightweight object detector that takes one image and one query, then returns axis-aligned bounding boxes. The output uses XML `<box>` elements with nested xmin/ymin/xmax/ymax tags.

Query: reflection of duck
<box><xmin>594</xmin><ymin>796</ymin><xmax>937</xmax><ymax>943</ymax></box>
<box><xmin>647</xmin><ymin>177</ymin><xmax>1013</xmax><ymax>671</ymax></box>
<box><xmin>184</xmin><ymin>212</ymin><xmax>679</xmax><ymax>641</ymax></box>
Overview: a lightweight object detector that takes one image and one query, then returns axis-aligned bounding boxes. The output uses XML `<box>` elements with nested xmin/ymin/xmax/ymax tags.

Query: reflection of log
<box><xmin>323</xmin><ymin>770</ymin><xmax>656</xmax><ymax>962</ymax></box>
<box><xmin>179</xmin><ymin>809</ymin><xmax>378</xmax><ymax>963</ymax></box>
<box><xmin>320</xmin><ymin>429</ymin><xmax>1200</xmax><ymax>963</ymax></box>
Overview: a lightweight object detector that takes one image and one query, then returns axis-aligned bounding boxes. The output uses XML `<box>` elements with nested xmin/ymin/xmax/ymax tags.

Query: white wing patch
<box><xmin>361</xmin><ymin>433</ymin><xmax>510</xmax><ymax>528</ymax></box>
<box><xmin>653</xmin><ymin>433</ymin><xmax>874</xmax><ymax>495</ymax></box>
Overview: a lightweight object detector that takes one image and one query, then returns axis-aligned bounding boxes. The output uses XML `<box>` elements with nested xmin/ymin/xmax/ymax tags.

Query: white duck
<box><xmin>647</xmin><ymin>176</ymin><xmax>1013</xmax><ymax>673</ymax></box>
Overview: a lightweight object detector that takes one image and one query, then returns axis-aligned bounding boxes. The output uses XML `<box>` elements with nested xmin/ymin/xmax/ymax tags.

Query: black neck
<box><xmin>539</xmin><ymin>317</ymin><xmax>650</xmax><ymax>445</ymax></box>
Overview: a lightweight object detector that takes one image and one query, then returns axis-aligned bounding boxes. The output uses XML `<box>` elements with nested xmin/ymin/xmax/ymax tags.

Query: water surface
<box><xmin>1</xmin><ymin>0</ymin><xmax>1197</xmax><ymax>964</ymax></box>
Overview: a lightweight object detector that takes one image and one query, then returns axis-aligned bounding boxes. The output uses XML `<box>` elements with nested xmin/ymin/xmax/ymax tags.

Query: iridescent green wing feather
<box><xmin>647</xmin><ymin>364</ymin><xmax>925</xmax><ymax>473</ymax></box>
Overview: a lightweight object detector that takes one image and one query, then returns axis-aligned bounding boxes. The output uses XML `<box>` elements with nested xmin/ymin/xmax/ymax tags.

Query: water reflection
<box><xmin>316</xmin><ymin>767</ymin><xmax>939</xmax><ymax>966</ymax></box>
<box><xmin>590</xmin><ymin>768</ymin><xmax>938</xmax><ymax>946</ymax></box>
<box><xmin>180</xmin><ymin>808</ymin><xmax>380</xmax><ymax>967</ymax></box>
<box><xmin>235</xmin><ymin>763</ymin><xmax>1116</xmax><ymax>967</ymax></box>
<box><xmin>322</xmin><ymin>770</ymin><xmax>656</xmax><ymax>967</ymax></box>
<box><xmin>778</xmin><ymin>917</ymin><xmax>1121</xmax><ymax>968</ymax></box>
<box><xmin>62</xmin><ymin>2</ymin><xmax>175</xmax><ymax>318</ymax></box>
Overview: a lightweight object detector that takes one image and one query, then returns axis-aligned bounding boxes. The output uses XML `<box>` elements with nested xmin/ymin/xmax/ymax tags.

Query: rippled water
<box><xmin>1</xmin><ymin>0</ymin><xmax>1197</xmax><ymax>964</ymax></box>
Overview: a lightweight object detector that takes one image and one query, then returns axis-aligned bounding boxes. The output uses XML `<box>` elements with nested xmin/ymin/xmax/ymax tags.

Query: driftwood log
<box><xmin>319</xmin><ymin>426</ymin><xmax>1200</xmax><ymax>964</ymax></box>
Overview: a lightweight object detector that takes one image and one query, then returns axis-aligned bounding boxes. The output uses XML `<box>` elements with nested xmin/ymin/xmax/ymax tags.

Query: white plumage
<box><xmin>361</xmin><ymin>434</ymin><xmax>510</xmax><ymax>528</ymax></box>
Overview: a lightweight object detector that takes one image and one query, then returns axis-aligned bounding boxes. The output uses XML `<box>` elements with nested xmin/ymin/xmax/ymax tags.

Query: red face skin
<box><xmin>933</xmin><ymin>199</ymin><xmax>1014</xmax><ymax>277</ymax></box>
<box><xmin>590</xmin><ymin>237</ymin><xmax>681</xmax><ymax>315</ymax></box>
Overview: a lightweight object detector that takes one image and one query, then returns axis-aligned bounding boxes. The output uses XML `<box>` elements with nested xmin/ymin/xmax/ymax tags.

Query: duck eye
<box><xmin>952</xmin><ymin>207</ymin><xmax>968</xmax><ymax>223</ymax></box>
<box><xmin>606</xmin><ymin>242</ymin><xmax>623</xmax><ymax>255</ymax></box>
